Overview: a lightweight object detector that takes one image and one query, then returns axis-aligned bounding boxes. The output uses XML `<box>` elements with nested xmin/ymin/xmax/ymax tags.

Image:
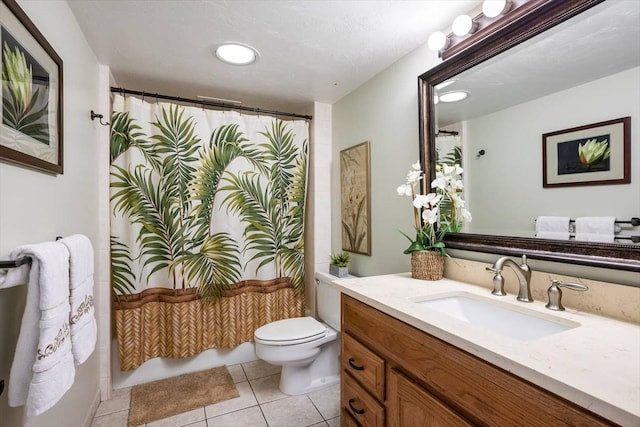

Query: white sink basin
<box><xmin>413</xmin><ymin>293</ymin><xmax>580</xmax><ymax>341</ymax></box>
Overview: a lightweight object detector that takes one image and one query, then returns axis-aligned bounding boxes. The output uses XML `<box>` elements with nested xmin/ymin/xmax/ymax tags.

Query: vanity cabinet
<box><xmin>340</xmin><ymin>294</ymin><xmax>615</xmax><ymax>426</ymax></box>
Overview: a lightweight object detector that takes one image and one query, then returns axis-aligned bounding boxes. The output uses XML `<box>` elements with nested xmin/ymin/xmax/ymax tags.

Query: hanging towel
<box><xmin>535</xmin><ymin>216</ymin><xmax>571</xmax><ymax>240</ymax></box>
<box><xmin>58</xmin><ymin>235</ymin><xmax>96</xmax><ymax>365</ymax></box>
<box><xmin>575</xmin><ymin>217</ymin><xmax>616</xmax><ymax>243</ymax></box>
<box><xmin>0</xmin><ymin>242</ymin><xmax>75</xmax><ymax>417</ymax></box>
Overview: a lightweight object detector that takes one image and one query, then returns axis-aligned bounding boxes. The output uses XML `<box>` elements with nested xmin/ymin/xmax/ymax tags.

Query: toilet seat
<box><xmin>254</xmin><ymin>316</ymin><xmax>327</xmax><ymax>345</ymax></box>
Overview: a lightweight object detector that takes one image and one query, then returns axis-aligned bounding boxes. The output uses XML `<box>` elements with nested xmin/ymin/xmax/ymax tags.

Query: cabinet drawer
<box><xmin>342</xmin><ymin>371</ymin><xmax>385</xmax><ymax>427</ymax></box>
<box><xmin>342</xmin><ymin>333</ymin><xmax>385</xmax><ymax>400</ymax></box>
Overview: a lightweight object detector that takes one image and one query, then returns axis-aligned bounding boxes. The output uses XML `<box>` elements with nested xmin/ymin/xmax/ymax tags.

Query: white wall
<box><xmin>466</xmin><ymin>67</ymin><xmax>640</xmax><ymax>236</ymax></box>
<box><xmin>0</xmin><ymin>1</ymin><xmax>106</xmax><ymax>425</ymax></box>
<box><xmin>332</xmin><ymin>43</ymin><xmax>441</xmax><ymax>276</ymax></box>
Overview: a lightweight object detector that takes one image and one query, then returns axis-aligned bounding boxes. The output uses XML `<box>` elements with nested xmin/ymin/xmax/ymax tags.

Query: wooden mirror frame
<box><xmin>418</xmin><ymin>0</ymin><xmax>640</xmax><ymax>272</ymax></box>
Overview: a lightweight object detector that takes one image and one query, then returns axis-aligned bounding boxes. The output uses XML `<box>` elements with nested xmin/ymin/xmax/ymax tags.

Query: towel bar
<box><xmin>534</xmin><ymin>217</ymin><xmax>640</xmax><ymax>226</ymax></box>
<box><xmin>0</xmin><ymin>257</ymin><xmax>32</xmax><ymax>269</ymax></box>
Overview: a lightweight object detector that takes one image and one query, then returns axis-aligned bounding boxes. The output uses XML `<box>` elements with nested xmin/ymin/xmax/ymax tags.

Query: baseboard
<box><xmin>82</xmin><ymin>388</ymin><xmax>101</xmax><ymax>427</ymax></box>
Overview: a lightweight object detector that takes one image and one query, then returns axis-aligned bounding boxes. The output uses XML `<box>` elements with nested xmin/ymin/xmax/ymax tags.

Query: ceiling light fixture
<box><xmin>482</xmin><ymin>0</ymin><xmax>512</xmax><ymax>18</ymax></box>
<box><xmin>438</xmin><ymin>91</ymin><xmax>469</xmax><ymax>103</ymax></box>
<box><xmin>215</xmin><ymin>43</ymin><xmax>259</xmax><ymax>66</ymax></box>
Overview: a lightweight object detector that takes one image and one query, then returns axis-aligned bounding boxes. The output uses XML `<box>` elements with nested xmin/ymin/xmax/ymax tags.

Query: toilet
<box><xmin>254</xmin><ymin>271</ymin><xmax>348</xmax><ymax>395</ymax></box>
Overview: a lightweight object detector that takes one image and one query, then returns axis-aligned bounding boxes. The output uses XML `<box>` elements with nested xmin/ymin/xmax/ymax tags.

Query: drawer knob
<box><xmin>348</xmin><ymin>357</ymin><xmax>365</xmax><ymax>371</ymax></box>
<box><xmin>348</xmin><ymin>398</ymin><xmax>366</xmax><ymax>415</ymax></box>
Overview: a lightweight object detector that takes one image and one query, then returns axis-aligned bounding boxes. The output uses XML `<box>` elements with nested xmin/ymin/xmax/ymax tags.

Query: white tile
<box><xmin>249</xmin><ymin>374</ymin><xmax>287</xmax><ymax>404</ymax></box>
<box><xmin>205</xmin><ymin>381</ymin><xmax>258</xmax><ymax>418</ymax></box>
<box><xmin>308</xmin><ymin>422</ymin><xmax>329</xmax><ymax>427</ymax></box>
<box><xmin>94</xmin><ymin>387</ymin><xmax>131</xmax><ymax>416</ymax></box>
<box><xmin>260</xmin><ymin>395</ymin><xmax>323</xmax><ymax>427</ymax></box>
<box><xmin>308</xmin><ymin>383</ymin><xmax>340</xmax><ymax>420</ymax></box>
<box><xmin>227</xmin><ymin>363</ymin><xmax>248</xmax><ymax>383</ymax></box>
<box><xmin>207</xmin><ymin>406</ymin><xmax>268</xmax><ymax>427</ymax></box>
<box><xmin>90</xmin><ymin>409</ymin><xmax>130</xmax><ymax>427</ymax></box>
<box><xmin>326</xmin><ymin>416</ymin><xmax>340</xmax><ymax>427</ymax></box>
<box><xmin>183</xmin><ymin>422</ymin><xmax>207</xmax><ymax>427</ymax></box>
<box><xmin>146</xmin><ymin>408</ymin><xmax>205</xmax><ymax>427</ymax></box>
<box><xmin>242</xmin><ymin>359</ymin><xmax>281</xmax><ymax>380</ymax></box>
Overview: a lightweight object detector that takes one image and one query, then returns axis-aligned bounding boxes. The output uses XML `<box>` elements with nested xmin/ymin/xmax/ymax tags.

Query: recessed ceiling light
<box><xmin>215</xmin><ymin>43</ymin><xmax>259</xmax><ymax>65</ymax></box>
<box><xmin>439</xmin><ymin>91</ymin><xmax>469</xmax><ymax>103</ymax></box>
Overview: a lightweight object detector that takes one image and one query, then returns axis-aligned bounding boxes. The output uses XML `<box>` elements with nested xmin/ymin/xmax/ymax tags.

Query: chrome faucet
<box><xmin>486</xmin><ymin>255</ymin><xmax>533</xmax><ymax>302</ymax></box>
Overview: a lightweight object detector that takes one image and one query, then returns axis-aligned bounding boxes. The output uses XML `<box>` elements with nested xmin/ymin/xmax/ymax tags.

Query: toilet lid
<box><xmin>254</xmin><ymin>317</ymin><xmax>327</xmax><ymax>345</ymax></box>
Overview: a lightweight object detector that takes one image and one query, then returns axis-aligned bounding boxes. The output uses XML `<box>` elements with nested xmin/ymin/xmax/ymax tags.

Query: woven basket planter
<box><xmin>410</xmin><ymin>251</ymin><xmax>445</xmax><ymax>281</ymax></box>
<box><xmin>113</xmin><ymin>278</ymin><xmax>304</xmax><ymax>371</ymax></box>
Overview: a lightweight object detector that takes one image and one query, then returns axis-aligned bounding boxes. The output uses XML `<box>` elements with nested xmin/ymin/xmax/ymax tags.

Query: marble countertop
<box><xmin>329</xmin><ymin>273</ymin><xmax>640</xmax><ymax>426</ymax></box>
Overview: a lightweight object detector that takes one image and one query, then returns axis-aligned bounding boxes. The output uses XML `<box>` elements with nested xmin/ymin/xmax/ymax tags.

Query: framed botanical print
<box><xmin>1</xmin><ymin>0</ymin><xmax>63</xmax><ymax>174</ymax></box>
<box><xmin>543</xmin><ymin>117</ymin><xmax>630</xmax><ymax>188</ymax></box>
<box><xmin>340</xmin><ymin>141</ymin><xmax>371</xmax><ymax>255</ymax></box>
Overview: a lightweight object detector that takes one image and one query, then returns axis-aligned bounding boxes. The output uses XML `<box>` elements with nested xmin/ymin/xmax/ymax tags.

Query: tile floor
<box><xmin>91</xmin><ymin>360</ymin><xmax>340</xmax><ymax>427</ymax></box>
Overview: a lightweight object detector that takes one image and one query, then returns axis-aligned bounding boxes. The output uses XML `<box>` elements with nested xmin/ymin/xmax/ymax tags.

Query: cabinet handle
<box><xmin>348</xmin><ymin>357</ymin><xmax>364</xmax><ymax>371</ymax></box>
<box><xmin>348</xmin><ymin>398</ymin><xmax>365</xmax><ymax>415</ymax></box>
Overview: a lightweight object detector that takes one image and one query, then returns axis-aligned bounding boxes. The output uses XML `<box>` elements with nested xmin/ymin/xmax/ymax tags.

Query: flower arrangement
<box><xmin>397</xmin><ymin>161</ymin><xmax>471</xmax><ymax>255</ymax></box>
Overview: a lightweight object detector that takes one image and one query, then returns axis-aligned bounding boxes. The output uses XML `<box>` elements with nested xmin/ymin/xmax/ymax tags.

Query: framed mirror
<box><xmin>419</xmin><ymin>0</ymin><xmax>640</xmax><ymax>272</ymax></box>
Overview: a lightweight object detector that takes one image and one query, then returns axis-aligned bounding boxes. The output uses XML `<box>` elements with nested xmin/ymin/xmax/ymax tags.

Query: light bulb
<box><xmin>452</xmin><ymin>14</ymin><xmax>474</xmax><ymax>36</ymax></box>
<box><xmin>483</xmin><ymin>0</ymin><xmax>510</xmax><ymax>18</ymax></box>
<box><xmin>428</xmin><ymin>32</ymin><xmax>448</xmax><ymax>51</ymax></box>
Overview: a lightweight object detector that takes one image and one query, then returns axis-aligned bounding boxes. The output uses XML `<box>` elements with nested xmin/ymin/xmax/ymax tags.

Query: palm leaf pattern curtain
<box><xmin>110</xmin><ymin>94</ymin><xmax>308</xmax><ymax>364</ymax></box>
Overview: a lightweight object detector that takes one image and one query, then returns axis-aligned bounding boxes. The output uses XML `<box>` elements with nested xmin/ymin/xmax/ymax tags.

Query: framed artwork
<box><xmin>543</xmin><ymin>117</ymin><xmax>630</xmax><ymax>188</ymax></box>
<box><xmin>1</xmin><ymin>0</ymin><xmax>63</xmax><ymax>174</ymax></box>
<box><xmin>340</xmin><ymin>141</ymin><xmax>371</xmax><ymax>255</ymax></box>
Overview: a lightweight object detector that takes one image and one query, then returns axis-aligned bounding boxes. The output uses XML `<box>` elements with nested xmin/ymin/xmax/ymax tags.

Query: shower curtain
<box><xmin>109</xmin><ymin>94</ymin><xmax>308</xmax><ymax>370</ymax></box>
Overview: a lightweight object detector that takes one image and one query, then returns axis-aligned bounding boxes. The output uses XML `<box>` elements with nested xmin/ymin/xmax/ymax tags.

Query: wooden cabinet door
<box><xmin>388</xmin><ymin>369</ymin><xmax>472</xmax><ymax>427</ymax></box>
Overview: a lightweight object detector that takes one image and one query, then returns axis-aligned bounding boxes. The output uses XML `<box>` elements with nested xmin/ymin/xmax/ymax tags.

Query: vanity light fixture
<box><xmin>427</xmin><ymin>0</ymin><xmax>528</xmax><ymax>59</ymax></box>
<box><xmin>215</xmin><ymin>43</ymin><xmax>259</xmax><ymax>65</ymax></box>
<box><xmin>438</xmin><ymin>91</ymin><xmax>469</xmax><ymax>103</ymax></box>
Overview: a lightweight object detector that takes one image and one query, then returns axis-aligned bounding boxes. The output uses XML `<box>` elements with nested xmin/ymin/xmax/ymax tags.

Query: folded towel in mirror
<box><xmin>535</xmin><ymin>216</ymin><xmax>570</xmax><ymax>240</ymax></box>
<box><xmin>575</xmin><ymin>217</ymin><xmax>616</xmax><ymax>243</ymax></box>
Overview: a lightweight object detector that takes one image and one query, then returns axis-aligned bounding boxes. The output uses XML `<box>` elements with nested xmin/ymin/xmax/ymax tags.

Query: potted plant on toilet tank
<box><xmin>329</xmin><ymin>251</ymin><xmax>350</xmax><ymax>277</ymax></box>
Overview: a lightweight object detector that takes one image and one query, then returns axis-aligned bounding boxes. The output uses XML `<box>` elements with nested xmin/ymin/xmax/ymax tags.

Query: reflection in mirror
<box><xmin>420</xmin><ymin>0</ymin><xmax>640</xmax><ymax>271</ymax></box>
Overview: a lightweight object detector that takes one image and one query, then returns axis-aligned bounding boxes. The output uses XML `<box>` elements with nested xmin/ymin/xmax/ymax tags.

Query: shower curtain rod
<box><xmin>110</xmin><ymin>87</ymin><xmax>313</xmax><ymax>121</ymax></box>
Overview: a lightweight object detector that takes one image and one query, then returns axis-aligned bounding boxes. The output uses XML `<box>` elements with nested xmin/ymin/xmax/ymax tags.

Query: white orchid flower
<box><xmin>462</xmin><ymin>208</ymin><xmax>472</xmax><ymax>222</ymax></box>
<box><xmin>406</xmin><ymin>169</ymin><xmax>422</xmax><ymax>184</ymax></box>
<box><xmin>424</xmin><ymin>192</ymin><xmax>442</xmax><ymax>207</ymax></box>
<box><xmin>452</xmin><ymin>194</ymin><xmax>465</xmax><ymax>208</ymax></box>
<box><xmin>412</xmin><ymin>194</ymin><xmax>429</xmax><ymax>209</ymax></box>
<box><xmin>397</xmin><ymin>184</ymin><xmax>412</xmax><ymax>197</ymax></box>
<box><xmin>422</xmin><ymin>208</ymin><xmax>439</xmax><ymax>224</ymax></box>
<box><xmin>431</xmin><ymin>176</ymin><xmax>446</xmax><ymax>189</ymax></box>
<box><xmin>411</xmin><ymin>161</ymin><xmax>422</xmax><ymax>171</ymax></box>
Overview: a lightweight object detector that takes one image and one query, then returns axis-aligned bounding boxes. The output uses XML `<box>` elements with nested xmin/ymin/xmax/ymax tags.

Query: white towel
<box><xmin>535</xmin><ymin>216</ymin><xmax>570</xmax><ymax>240</ymax></box>
<box><xmin>59</xmin><ymin>235</ymin><xmax>96</xmax><ymax>365</ymax></box>
<box><xmin>575</xmin><ymin>217</ymin><xmax>616</xmax><ymax>243</ymax></box>
<box><xmin>0</xmin><ymin>242</ymin><xmax>75</xmax><ymax>417</ymax></box>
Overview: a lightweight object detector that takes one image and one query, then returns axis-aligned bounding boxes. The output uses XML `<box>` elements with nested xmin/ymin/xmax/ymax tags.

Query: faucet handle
<box><xmin>485</xmin><ymin>267</ymin><xmax>506</xmax><ymax>296</ymax></box>
<box><xmin>545</xmin><ymin>279</ymin><xmax>588</xmax><ymax>311</ymax></box>
<box><xmin>520</xmin><ymin>254</ymin><xmax>529</xmax><ymax>267</ymax></box>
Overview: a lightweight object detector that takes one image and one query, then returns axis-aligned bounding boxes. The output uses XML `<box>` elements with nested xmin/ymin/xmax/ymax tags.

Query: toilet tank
<box><xmin>315</xmin><ymin>271</ymin><xmax>355</xmax><ymax>331</ymax></box>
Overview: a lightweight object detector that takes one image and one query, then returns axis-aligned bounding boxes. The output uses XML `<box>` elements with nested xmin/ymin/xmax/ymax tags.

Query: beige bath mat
<box><xmin>128</xmin><ymin>366</ymin><xmax>239</xmax><ymax>426</ymax></box>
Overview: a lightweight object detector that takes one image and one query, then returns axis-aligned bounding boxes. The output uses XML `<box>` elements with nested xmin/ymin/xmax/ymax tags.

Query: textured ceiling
<box><xmin>67</xmin><ymin>0</ymin><xmax>478</xmax><ymax>113</ymax></box>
